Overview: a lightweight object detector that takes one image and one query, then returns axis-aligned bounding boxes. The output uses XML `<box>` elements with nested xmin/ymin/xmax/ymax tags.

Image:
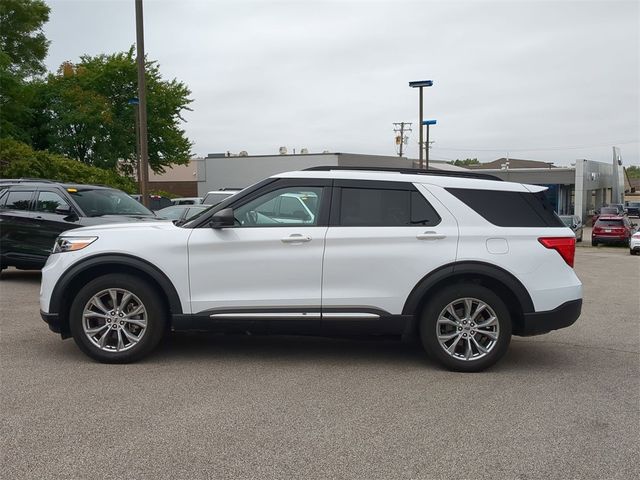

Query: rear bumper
<box><xmin>40</xmin><ymin>310</ymin><xmax>70</xmax><ymax>338</ymax></box>
<box><xmin>592</xmin><ymin>236</ymin><xmax>628</xmax><ymax>245</ymax></box>
<box><xmin>517</xmin><ymin>299</ymin><xmax>582</xmax><ymax>336</ymax></box>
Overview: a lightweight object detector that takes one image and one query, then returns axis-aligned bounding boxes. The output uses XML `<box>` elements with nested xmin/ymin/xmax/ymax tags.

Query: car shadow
<box><xmin>158</xmin><ymin>332</ymin><xmax>430</xmax><ymax>368</ymax></box>
<box><xmin>146</xmin><ymin>331</ymin><xmax>581</xmax><ymax>373</ymax></box>
<box><xmin>0</xmin><ymin>268</ymin><xmax>41</xmax><ymax>283</ymax></box>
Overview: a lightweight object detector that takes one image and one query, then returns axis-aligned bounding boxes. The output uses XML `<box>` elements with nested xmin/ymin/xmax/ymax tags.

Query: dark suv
<box><xmin>0</xmin><ymin>179</ymin><xmax>158</xmax><ymax>270</ymax></box>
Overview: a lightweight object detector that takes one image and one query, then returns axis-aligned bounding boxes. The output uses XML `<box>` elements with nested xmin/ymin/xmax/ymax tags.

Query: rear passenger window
<box><xmin>339</xmin><ymin>188</ymin><xmax>440</xmax><ymax>227</ymax></box>
<box><xmin>4</xmin><ymin>190</ymin><xmax>34</xmax><ymax>210</ymax></box>
<box><xmin>446</xmin><ymin>188</ymin><xmax>564</xmax><ymax>227</ymax></box>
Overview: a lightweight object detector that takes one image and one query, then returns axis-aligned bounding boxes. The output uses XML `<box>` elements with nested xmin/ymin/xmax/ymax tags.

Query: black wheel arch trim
<box><xmin>48</xmin><ymin>253</ymin><xmax>183</xmax><ymax>315</ymax></box>
<box><xmin>402</xmin><ymin>261</ymin><xmax>535</xmax><ymax>316</ymax></box>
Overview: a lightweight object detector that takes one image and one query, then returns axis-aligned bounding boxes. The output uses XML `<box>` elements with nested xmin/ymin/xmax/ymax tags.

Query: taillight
<box><xmin>539</xmin><ymin>237</ymin><xmax>576</xmax><ymax>267</ymax></box>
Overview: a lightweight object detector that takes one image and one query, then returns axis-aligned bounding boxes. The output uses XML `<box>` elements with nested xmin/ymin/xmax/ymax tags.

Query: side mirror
<box><xmin>209</xmin><ymin>208</ymin><xmax>235</xmax><ymax>229</ymax></box>
<box><xmin>57</xmin><ymin>206</ymin><xmax>78</xmax><ymax>221</ymax></box>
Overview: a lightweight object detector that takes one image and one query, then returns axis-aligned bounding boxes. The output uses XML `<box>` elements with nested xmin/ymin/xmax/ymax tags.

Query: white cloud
<box><xmin>44</xmin><ymin>0</ymin><xmax>640</xmax><ymax>165</ymax></box>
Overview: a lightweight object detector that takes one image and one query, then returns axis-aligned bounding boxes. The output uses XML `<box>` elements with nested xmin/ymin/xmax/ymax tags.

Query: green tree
<box><xmin>40</xmin><ymin>49</ymin><xmax>193</xmax><ymax>173</ymax></box>
<box><xmin>448</xmin><ymin>158</ymin><xmax>481</xmax><ymax>167</ymax></box>
<box><xmin>0</xmin><ymin>0</ymin><xmax>50</xmax><ymax>141</ymax></box>
<box><xmin>626</xmin><ymin>165</ymin><xmax>640</xmax><ymax>179</ymax></box>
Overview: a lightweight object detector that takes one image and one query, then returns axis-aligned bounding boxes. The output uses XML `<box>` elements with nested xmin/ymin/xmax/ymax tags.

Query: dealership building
<box><xmin>157</xmin><ymin>148</ymin><xmax>628</xmax><ymax>222</ymax></box>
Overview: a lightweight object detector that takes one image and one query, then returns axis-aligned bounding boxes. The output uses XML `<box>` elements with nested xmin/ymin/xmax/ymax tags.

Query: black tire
<box><xmin>69</xmin><ymin>273</ymin><xmax>167</xmax><ymax>363</ymax></box>
<box><xmin>591</xmin><ymin>240</ymin><xmax>597</xmax><ymax>247</ymax></box>
<box><xmin>419</xmin><ymin>283</ymin><xmax>512</xmax><ymax>372</ymax></box>
<box><xmin>577</xmin><ymin>235</ymin><xmax>582</xmax><ymax>242</ymax></box>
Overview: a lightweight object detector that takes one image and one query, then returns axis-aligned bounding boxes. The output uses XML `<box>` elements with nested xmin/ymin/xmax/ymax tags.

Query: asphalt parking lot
<box><xmin>1</xmin><ymin>248</ymin><xmax>638</xmax><ymax>479</ymax></box>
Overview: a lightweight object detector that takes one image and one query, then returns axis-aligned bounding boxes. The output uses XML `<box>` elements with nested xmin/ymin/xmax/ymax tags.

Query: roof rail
<box><xmin>0</xmin><ymin>178</ymin><xmax>56</xmax><ymax>183</ymax></box>
<box><xmin>303</xmin><ymin>166</ymin><xmax>503</xmax><ymax>181</ymax></box>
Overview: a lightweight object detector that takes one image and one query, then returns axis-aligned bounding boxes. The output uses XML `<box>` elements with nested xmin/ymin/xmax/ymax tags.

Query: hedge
<box><xmin>0</xmin><ymin>138</ymin><xmax>137</xmax><ymax>193</ymax></box>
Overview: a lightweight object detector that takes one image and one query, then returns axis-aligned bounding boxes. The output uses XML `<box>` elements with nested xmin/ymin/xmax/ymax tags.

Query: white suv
<box><xmin>40</xmin><ymin>167</ymin><xmax>582</xmax><ymax>371</ymax></box>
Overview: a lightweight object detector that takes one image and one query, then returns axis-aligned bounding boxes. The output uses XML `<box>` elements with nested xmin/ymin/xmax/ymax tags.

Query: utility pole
<box><xmin>135</xmin><ymin>0</ymin><xmax>150</xmax><ymax>208</ymax></box>
<box><xmin>393</xmin><ymin>122</ymin><xmax>412</xmax><ymax>157</ymax></box>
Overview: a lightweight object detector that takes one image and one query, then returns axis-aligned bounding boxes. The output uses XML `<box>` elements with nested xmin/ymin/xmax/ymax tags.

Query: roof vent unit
<box><xmin>300</xmin><ymin>148</ymin><xmax>309</xmax><ymax>154</ymax></box>
<box><xmin>279</xmin><ymin>146</ymin><xmax>288</xmax><ymax>155</ymax></box>
<box><xmin>239</xmin><ymin>151</ymin><xmax>248</xmax><ymax>157</ymax></box>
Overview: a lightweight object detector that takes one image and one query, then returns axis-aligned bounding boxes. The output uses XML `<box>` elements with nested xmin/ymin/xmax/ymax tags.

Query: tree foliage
<box><xmin>39</xmin><ymin>49</ymin><xmax>193</xmax><ymax>173</ymax></box>
<box><xmin>626</xmin><ymin>165</ymin><xmax>640</xmax><ymax>179</ymax></box>
<box><xmin>0</xmin><ymin>138</ymin><xmax>137</xmax><ymax>193</ymax></box>
<box><xmin>448</xmin><ymin>158</ymin><xmax>481</xmax><ymax>167</ymax></box>
<box><xmin>0</xmin><ymin>0</ymin><xmax>50</xmax><ymax>141</ymax></box>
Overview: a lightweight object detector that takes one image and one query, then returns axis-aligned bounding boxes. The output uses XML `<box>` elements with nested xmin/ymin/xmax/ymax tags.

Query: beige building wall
<box><xmin>148</xmin><ymin>159</ymin><xmax>201</xmax><ymax>182</ymax></box>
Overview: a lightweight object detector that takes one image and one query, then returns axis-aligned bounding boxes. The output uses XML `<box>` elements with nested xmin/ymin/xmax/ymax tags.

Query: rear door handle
<box><xmin>416</xmin><ymin>231</ymin><xmax>446</xmax><ymax>240</ymax></box>
<box><xmin>281</xmin><ymin>234</ymin><xmax>312</xmax><ymax>243</ymax></box>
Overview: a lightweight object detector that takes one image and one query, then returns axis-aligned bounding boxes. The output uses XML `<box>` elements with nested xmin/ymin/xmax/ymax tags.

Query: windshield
<box><xmin>559</xmin><ymin>216</ymin><xmax>573</xmax><ymax>227</ymax></box>
<box><xmin>202</xmin><ymin>192</ymin><xmax>234</xmax><ymax>205</ymax></box>
<box><xmin>156</xmin><ymin>205</ymin><xmax>186</xmax><ymax>220</ymax></box>
<box><xmin>70</xmin><ymin>189</ymin><xmax>154</xmax><ymax>216</ymax></box>
<box><xmin>600</xmin><ymin>207</ymin><xmax>618</xmax><ymax>214</ymax></box>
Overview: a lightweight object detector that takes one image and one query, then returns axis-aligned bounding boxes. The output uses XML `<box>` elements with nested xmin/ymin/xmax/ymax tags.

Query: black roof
<box><xmin>303</xmin><ymin>166</ymin><xmax>503</xmax><ymax>181</ymax></box>
<box><xmin>0</xmin><ymin>178</ymin><xmax>113</xmax><ymax>189</ymax></box>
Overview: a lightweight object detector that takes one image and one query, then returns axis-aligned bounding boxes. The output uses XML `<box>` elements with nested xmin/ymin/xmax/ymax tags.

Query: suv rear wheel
<box><xmin>69</xmin><ymin>274</ymin><xmax>167</xmax><ymax>363</ymax></box>
<box><xmin>420</xmin><ymin>284</ymin><xmax>512</xmax><ymax>372</ymax></box>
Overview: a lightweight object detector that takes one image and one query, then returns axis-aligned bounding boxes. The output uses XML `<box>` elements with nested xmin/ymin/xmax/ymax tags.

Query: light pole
<box><xmin>409</xmin><ymin>80</ymin><xmax>433</xmax><ymax>168</ymax></box>
<box><xmin>135</xmin><ymin>0</ymin><xmax>150</xmax><ymax>207</ymax></box>
<box><xmin>422</xmin><ymin>119</ymin><xmax>437</xmax><ymax>170</ymax></box>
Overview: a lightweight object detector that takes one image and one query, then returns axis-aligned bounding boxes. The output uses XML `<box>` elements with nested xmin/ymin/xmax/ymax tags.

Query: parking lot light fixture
<box><xmin>409</xmin><ymin>80</ymin><xmax>434</xmax><ymax>168</ymax></box>
<box><xmin>422</xmin><ymin>119</ymin><xmax>437</xmax><ymax>170</ymax></box>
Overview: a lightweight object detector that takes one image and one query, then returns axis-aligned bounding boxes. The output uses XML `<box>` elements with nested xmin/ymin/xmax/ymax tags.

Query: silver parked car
<box><xmin>560</xmin><ymin>215</ymin><xmax>583</xmax><ymax>242</ymax></box>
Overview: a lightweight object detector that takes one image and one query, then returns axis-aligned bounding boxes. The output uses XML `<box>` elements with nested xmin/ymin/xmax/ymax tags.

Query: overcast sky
<box><xmin>43</xmin><ymin>0</ymin><xmax>639</xmax><ymax>166</ymax></box>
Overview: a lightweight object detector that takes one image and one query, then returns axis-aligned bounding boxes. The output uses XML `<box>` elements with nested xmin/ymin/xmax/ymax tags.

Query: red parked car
<box><xmin>591</xmin><ymin>216</ymin><xmax>637</xmax><ymax>247</ymax></box>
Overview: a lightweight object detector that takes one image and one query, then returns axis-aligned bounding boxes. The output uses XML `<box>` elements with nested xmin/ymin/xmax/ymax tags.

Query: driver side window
<box><xmin>234</xmin><ymin>187</ymin><xmax>323</xmax><ymax>227</ymax></box>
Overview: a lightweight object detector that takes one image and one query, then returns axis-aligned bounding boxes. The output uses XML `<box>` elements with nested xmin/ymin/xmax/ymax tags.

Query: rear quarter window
<box><xmin>446</xmin><ymin>188</ymin><xmax>564</xmax><ymax>227</ymax></box>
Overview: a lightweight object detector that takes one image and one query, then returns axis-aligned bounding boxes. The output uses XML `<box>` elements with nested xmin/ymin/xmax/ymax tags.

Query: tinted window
<box><xmin>446</xmin><ymin>188</ymin><xmax>564</xmax><ymax>227</ymax></box>
<box><xmin>36</xmin><ymin>191</ymin><xmax>70</xmax><ymax>213</ymax></box>
<box><xmin>4</xmin><ymin>190</ymin><xmax>33</xmax><ymax>210</ymax></box>
<box><xmin>595</xmin><ymin>219</ymin><xmax>623</xmax><ymax>227</ymax></box>
<box><xmin>339</xmin><ymin>188</ymin><xmax>440</xmax><ymax>227</ymax></box>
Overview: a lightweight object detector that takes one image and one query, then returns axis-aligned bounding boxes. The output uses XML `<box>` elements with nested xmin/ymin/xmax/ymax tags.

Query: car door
<box><xmin>321</xmin><ymin>180</ymin><xmax>459</xmax><ymax>331</ymax></box>
<box><xmin>32</xmin><ymin>189</ymin><xmax>82</xmax><ymax>258</ymax></box>
<box><xmin>0</xmin><ymin>188</ymin><xmax>39</xmax><ymax>266</ymax></box>
<box><xmin>187</xmin><ymin>179</ymin><xmax>331</xmax><ymax>331</ymax></box>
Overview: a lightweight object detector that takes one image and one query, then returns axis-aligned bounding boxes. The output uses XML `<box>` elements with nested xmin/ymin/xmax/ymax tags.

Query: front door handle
<box><xmin>416</xmin><ymin>231</ymin><xmax>446</xmax><ymax>240</ymax></box>
<box><xmin>281</xmin><ymin>234</ymin><xmax>312</xmax><ymax>243</ymax></box>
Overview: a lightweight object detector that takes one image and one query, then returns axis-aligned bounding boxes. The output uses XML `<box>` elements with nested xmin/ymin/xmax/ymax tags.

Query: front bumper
<box><xmin>517</xmin><ymin>299</ymin><xmax>582</xmax><ymax>336</ymax></box>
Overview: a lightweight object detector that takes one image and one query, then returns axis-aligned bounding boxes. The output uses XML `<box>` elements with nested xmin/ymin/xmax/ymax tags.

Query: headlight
<box><xmin>53</xmin><ymin>236</ymin><xmax>98</xmax><ymax>253</ymax></box>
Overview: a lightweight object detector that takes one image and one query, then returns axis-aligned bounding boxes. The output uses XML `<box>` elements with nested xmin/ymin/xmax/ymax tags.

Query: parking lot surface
<box><xmin>1</xmin><ymin>248</ymin><xmax>638</xmax><ymax>479</ymax></box>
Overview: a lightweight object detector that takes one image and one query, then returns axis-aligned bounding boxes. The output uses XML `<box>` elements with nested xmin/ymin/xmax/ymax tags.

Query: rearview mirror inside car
<box><xmin>210</xmin><ymin>208</ymin><xmax>235</xmax><ymax>229</ymax></box>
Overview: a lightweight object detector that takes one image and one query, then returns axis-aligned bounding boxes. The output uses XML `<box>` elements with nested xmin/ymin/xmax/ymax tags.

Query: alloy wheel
<box><xmin>82</xmin><ymin>288</ymin><xmax>148</xmax><ymax>352</ymax></box>
<box><xmin>436</xmin><ymin>297</ymin><xmax>500</xmax><ymax>361</ymax></box>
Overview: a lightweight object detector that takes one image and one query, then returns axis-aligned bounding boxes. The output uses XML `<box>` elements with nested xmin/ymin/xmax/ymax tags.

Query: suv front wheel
<box><xmin>69</xmin><ymin>274</ymin><xmax>167</xmax><ymax>363</ymax></box>
<box><xmin>420</xmin><ymin>284</ymin><xmax>512</xmax><ymax>372</ymax></box>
